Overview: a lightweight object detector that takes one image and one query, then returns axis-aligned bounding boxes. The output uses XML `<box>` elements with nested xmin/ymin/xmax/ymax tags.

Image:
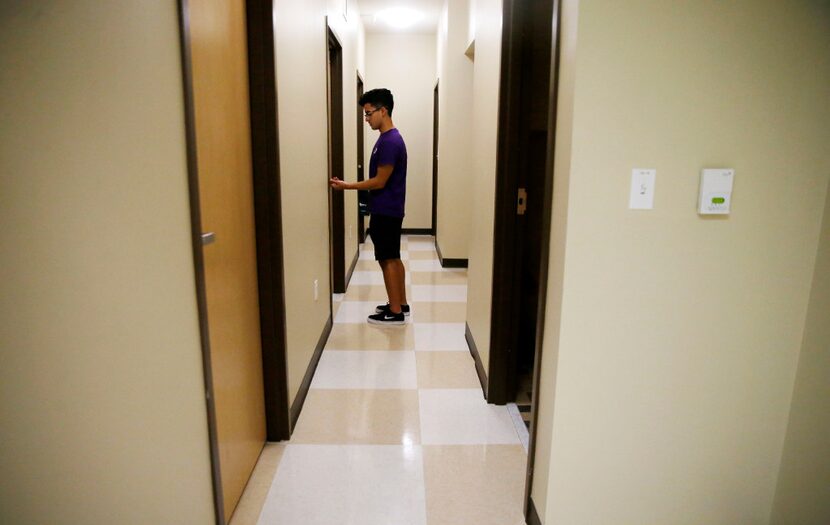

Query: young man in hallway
<box><xmin>330</xmin><ymin>88</ymin><xmax>409</xmax><ymax>325</ymax></box>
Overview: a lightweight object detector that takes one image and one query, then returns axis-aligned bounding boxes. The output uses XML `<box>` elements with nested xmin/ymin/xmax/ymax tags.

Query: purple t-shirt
<box><xmin>368</xmin><ymin>128</ymin><xmax>407</xmax><ymax>218</ymax></box>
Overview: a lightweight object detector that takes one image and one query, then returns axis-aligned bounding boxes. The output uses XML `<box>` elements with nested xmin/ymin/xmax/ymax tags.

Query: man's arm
<box><xmin>330</xmin><ymin>165</ymin><xmax>393</xmax><ymax>191</ymax></box>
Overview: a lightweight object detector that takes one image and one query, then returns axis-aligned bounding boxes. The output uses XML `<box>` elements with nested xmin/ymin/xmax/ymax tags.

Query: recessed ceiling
<box><xmin>357</xmin><ymin>0</ymin><xmax>443</xmax><ymax>34</ymax></box>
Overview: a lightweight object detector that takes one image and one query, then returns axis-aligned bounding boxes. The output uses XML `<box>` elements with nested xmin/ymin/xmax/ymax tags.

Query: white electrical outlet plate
<box><xmin>629</xmin><ymin>169</ymin><xmax>656</xmax><ymax>209</ymax></box>
<box><xmin>313</xmin><ymin>279</ymin><xmax>319</xmax><ymax>301</ymax></box>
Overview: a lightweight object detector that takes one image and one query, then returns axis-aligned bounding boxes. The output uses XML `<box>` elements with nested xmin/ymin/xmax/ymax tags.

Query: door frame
<box><xmin>178</xmin><ymin>0</ymin><xmax>290</xmax><ymax>522</ymax></box>
<box><xmin>356</xmin><ymin>73</ymin><xmax>366</xmax><ymax>243</ymax></box>
<box><xmin>487</xmin><ymin>0</ymin><xmax>562</xmax><ymax>519</ymax></box>
<box><xmin>431</xmin><ymin>81</ymin><xmax>439</xmax><ymax>235</ymax></box>
<box><xmin>245</xmin><ymin>0</ymin><xmax>291</xmax><ymax>442</ymax></box>
<box><xmin>522</xmin><ymin>0</ymin><xmax>562</xmax><ymax>517</ymax></box>
<box><xmin>488</xmin><ymin>0</ymin><xmax>528</xmax><ymax>405</ymax></box>
<box><xmin>326</xmin><ymin>26</ymin><xmax>346</xmax><ymax>294</ymax></box>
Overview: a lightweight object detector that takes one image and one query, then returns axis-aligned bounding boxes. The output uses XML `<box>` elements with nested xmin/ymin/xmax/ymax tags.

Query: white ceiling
<box><xmin>356</xmin><ymin>0</ymin><xmax>444</xmax><ymax>34</ymax></box>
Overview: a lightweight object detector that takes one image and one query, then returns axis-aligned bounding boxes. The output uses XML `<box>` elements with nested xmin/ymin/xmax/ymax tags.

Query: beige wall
<box><xmin>532</xmin><ymin>1</ymin><xmax>830</xmax><ymax>523</ymax></box>
<box><xmin>274</xmin><ymin>0</ymin><xmax>335</xmax><ymax>407</ymax></box>
<box><xmin>328</xmin><ymin>0</ymin><xmax>366</xmax><ymax>277</ymax></box>
<box><xmin>435</xmin><ymin>0</ymin><xmax>475</xmax><ymax>260</ymax></box>
<box><xmin>364</xmin><ymin>33</ymin><xmax>437</xmax><ymax>230</ymax></box>
<box><xmin>771</xmin><ymin>182</ymin><xmax>830</xmax><ymax>524</ymax></box>
<box><xmin>465</xmin><ymin>0</ymin><xmax>503</xmax><ymax>375</ymax></box>
<box><xmin>0</xmin><ymin>2</ymin><xmax>215</xmax><ymax>523</ymax></box>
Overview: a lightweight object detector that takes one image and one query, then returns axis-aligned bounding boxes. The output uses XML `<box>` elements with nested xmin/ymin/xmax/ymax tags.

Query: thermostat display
<box><xmin>699</xmin><ymin>169</ymin><xmax>734</xmax><ymax>215</ymax></box>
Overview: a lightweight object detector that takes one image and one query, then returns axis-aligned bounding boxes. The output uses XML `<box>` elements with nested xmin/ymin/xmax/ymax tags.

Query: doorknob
<box><xmin>201</xmin><ymin>232</ymin><xmax>216</xmax><ymax>246</ymax></box>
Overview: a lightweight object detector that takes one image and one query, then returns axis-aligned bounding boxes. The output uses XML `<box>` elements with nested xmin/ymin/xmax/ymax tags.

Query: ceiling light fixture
<box><xmin>374</xmin><ymin>7</ymin><xmax>424</xmax><ymax>30</ymax></box>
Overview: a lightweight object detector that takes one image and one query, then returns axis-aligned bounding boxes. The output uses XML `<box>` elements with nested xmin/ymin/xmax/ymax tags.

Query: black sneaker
<box><xmin>375</xmin><ymin>303</ymin><xmax>410</xmax><ymax>316</ymax></box>
<box><xmin>367</xmin><ymin>311</ymin><xmax>406</xmax><ymax>325</ymax></box>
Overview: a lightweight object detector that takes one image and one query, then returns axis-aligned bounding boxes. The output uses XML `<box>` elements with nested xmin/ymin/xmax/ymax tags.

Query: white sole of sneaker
<box><xmin>367</xmin><ymin>318</ymin><xmax>406</xmax><ymax>326</ymax></box>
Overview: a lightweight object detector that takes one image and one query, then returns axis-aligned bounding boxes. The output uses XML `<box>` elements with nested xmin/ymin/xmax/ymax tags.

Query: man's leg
<box><xmin>379</xmin><ymin>259</ymin><xmax>405</xmax><ymax>314</ymax></box>
<box><xmin>393</xmin><ymin>259</ymin><xmax>407</xmax><ymax>307</ymax></box>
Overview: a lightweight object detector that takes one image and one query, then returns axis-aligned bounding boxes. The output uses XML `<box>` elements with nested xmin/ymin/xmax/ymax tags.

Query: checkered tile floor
<box><xmin>230</xmin><ymin>235</ymin><xmax>528</xmax><ymax>525</ymax></box>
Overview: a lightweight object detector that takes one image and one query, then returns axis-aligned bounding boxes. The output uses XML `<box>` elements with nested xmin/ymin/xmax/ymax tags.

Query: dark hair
<box><xmin>359</xmin><ymin>88</ymin><xmax>394</xmax><ymax>116</ymax></box>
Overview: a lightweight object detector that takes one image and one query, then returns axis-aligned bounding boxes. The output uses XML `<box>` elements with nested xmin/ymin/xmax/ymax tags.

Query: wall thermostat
<box><xmin>698</xmin><ymin>169</ymin><xmax>734</xmax><ymax>215</ymax></box>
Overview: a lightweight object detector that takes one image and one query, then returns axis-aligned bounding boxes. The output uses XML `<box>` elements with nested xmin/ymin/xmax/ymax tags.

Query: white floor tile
<box><xmin>407</xmin><ymin>240</ymin><xmax>435</xmax><ymax>251</ymax></box>
<box><xmin>257</xmin><ymin>445</ymin><xmax>427</xmax><ymax>525</ymax></box>
<box><xmin>311</xmin><ymin>351</ymin><xmax>417</xmax><ymax>389</ymax></box>
<box><xmin>409</xmin><ymin>259</ymin><xmax>445</xmax><ymax>272</ymax></box>
<box><xmin>332</xmin><ymin>293</ymin><xmax>345</xmax><ymax>303</ymax></box>
<box><xmin>358</xmin><ymin>248</ymin><xmax>409</xmax><ymax>261</ymax></box>
<box><xmin>349</xmin><ymin>271</ymin><xmax>410</xmax><ymax>286</ymax></box>
<box><xmin>419</xmin><ymin>389</ymin><xmax>521</xmax><ymax>445</ymax></box>
<box><xmin>333</xmin><ymin>301</ymin><xmax>382</xmax><ymax>323</ymax></box>
<box><xmin>411</xmin><ymin>284</ymin><xmax>467</xmax><ymax>302</ymax></box>
<box><xmin>414</xmin><ymin>323</ymin><xmax>468</xmax><ymax>352</ymax></box>
<box><xmin>408</xmin><ymin>260</ymin><xmax>469</xmax><ymax>273</ymax></box>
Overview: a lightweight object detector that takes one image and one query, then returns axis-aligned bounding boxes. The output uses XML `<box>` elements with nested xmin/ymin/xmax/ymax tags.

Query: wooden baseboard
<box><xmin>526</xmin><ymin>496</ymin><xmax>542</xmax><ymax>525</ymax></box>
<box><xmin>465</xmin><ymin>322</ymin><xmax>488</xmax><ymax>399</ymax></box>
<box><xmin>345</xmin><ymin>248</ymin><xmax>359</xmax><ymax>289</ymax></box>
<box><xmin>401</xmin><ymin>228</ymin><xmax>433</xmax><ymax>235</ymax></box>
<box><xmin>435</xmin><ymin>239</ymin><xmax>469</xmax><ymax>268</ymax></box>
<box><xmin>289</xmin><ymin>314</ymin><xmax>332</xmax><ymax>432</ymax></box>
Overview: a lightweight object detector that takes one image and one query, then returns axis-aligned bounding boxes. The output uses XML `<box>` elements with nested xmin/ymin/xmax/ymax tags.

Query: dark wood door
<box><xmin>357</xmin><ymin>75</ymin><xmax>366</xmax><ymax>243</ymax></box>
<box><xmin>327</xmin><ymin>29</ymin><xmax>345</xmax><ymax>293</ymax></box>
<box><xmin>432</xmin><ymin>82</ymin><xmax>439</xmax><ymax>235</ymax></box>
<box><xmin>490</xmin><ymin>0</ymin><xmax>554</xmax><ymax>404</ymax></box>
<box><xmin>490</xmin><ymin>0</ymin><xmax>562</xmax><ymax>519</ymax></box>
<box><xmin>510</xmin><ymin>0</ymin><xmax>554</xmax><ymax>399</ymax></box>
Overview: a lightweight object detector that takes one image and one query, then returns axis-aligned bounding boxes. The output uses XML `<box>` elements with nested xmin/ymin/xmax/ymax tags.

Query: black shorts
<box><xmin>369</xmin><ymin>214</ymin><xmax>403</xmax><ymax>261</ymax></box>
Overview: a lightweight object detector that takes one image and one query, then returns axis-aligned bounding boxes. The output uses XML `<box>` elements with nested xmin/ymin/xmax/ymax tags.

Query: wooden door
<box><xmin>327</xmin><ymin>28</ymin><xmax>346</xmax><ymax>293</ymax></box>
<box><xmin>510</xmin><ymin>0</ymin><xmax>553</xmax><ymax>400</ymax></box>
<box><xmin>432</xmin><ymin>82</ymin><xmax>439</xmax><ymax>235</ymax></box>
<box><xmin>188</xmin><ymin>0</ymin><xmax>266</xmax><ymax>521</ymax></box>
<box><xmin>357</xmin><ymin>75</ymin><xmax>366</xmax><ymax>243</ymax></box>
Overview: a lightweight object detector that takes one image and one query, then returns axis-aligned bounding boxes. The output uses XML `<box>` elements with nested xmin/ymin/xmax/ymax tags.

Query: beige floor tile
<box><xmin>344</xmin><ymin>284</ymin><xmax>413</xmax><ymax>302</ymax></box>
<box><xmin>408</xmin><ymin>250</ymin><xmax>437</xmax><ymax>260</ymax></box>
<box><xmin>290</xmin><ymin>389</ymin><xmax>420</xmax><ymax>444</ymax></box>
<box><xmin>228</xmin><ymin>443</ymin><xmax>286</xmax><ymax>525</ymax></box>
<box><xmin>325</xmin><ymin>322</ymin><xmax>414</xmax><ymax>350</ymax></box>
<box><xmin>410</xmin><ymin>271</ymin><xmax>468</xmax><ymax>286</ymax></box>
<box><xmin>423</xmin><ymin>445</ymin><xmax>527</xmax><ymax>525</ymax></box>
<box><xmin>411</xmin><ymin>301</ymin><xmax>467</xmax><ymax>323</ymax></box>
<box><xmin>416</xmin><ymin>352</ymin><xmax>481</xmax><ymax>389</ymax></box>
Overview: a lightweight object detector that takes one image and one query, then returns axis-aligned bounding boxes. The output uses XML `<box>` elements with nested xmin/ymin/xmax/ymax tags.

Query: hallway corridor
<box><xmin>230</xmin><ymin>235</ymin><xmax>528</xmax><ymax>524</ymax></box>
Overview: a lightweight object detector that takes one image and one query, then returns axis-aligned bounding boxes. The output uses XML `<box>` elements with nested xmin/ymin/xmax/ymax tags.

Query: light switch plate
<box><xmin>629</xmin><ymin>169</ymin><xmax>656</xmax><ymax>209</ymax></box>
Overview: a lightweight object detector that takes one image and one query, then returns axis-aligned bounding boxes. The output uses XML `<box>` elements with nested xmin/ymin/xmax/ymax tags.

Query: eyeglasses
<box><xmin>364</xmin><ymin>107</ymin><xmax>383</xmax><ymax>118</ymax></box>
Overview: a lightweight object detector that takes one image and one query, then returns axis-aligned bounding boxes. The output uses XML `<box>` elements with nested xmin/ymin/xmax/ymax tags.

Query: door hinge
<box><xmin>517</xmin><ymin>188</ymin><xmax>527</xmax><ymax>215</ymax></box>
